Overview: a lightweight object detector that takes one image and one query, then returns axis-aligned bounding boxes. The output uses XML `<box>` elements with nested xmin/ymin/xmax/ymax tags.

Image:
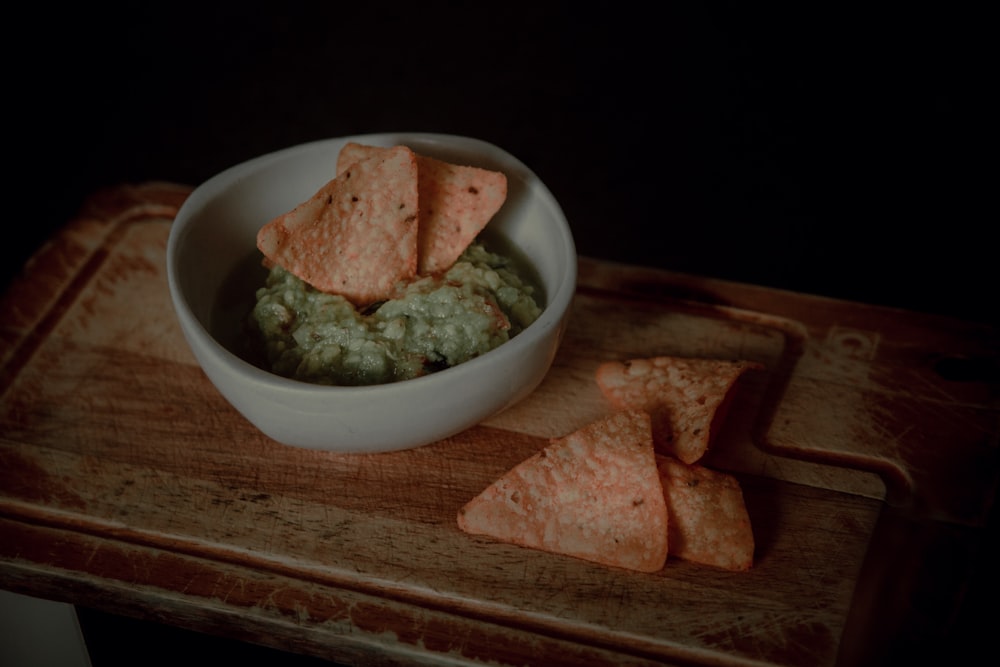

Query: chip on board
<box><xmin>457</xmin><ymin>410</ymin><xmax>669</xmax><ymax>573</ymax></box>
<box><xmin>657</xmin><ymin>455</ymin><xmax>754</xmax><ymax>571</ymax></box>
<box><xmin>595</xmin><ymin>356</ymin><xmax>764</xmax><ymax>464</ymax></box>
<box><xmin>337</xmin><ymin>142</ymin><xmax>508</xmax><ymax>275</ymax></box>
<box><xmin>257</xmin><ymin>144</ymin><xmax>419</xmax><ymax>305</ymax></box>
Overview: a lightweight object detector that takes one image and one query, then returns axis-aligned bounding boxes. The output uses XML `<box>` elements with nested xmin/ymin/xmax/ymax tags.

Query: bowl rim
<box><xmin>166</xmin><ymin>131</ymin><xmax>578</xmax><ymax>397</ymax></box>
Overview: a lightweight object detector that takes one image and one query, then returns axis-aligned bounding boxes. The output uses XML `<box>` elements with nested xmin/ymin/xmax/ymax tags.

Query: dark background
<box><xmin>7</xmin><ymin>2</ymin><xmax>994</xmax><ymax>323</ymax></box>
<box><xmin>5</xmin><ymin>2</ymin><xmax>996</xmax><ymax>665</ymax></box>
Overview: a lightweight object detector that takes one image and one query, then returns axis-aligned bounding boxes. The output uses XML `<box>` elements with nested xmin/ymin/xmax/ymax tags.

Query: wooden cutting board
<box><xmin>1</xmin><ymin>182</ymin><xmax>997</xmax><ymax>666</ymax></box>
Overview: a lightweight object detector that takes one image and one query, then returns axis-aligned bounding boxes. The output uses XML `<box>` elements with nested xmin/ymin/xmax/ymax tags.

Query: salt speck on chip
<box><xmin>337</xmin><ymin>142</ymin><xmax>507</xmax><ymax>275</ymax></box>
<box><xmin>457</xmin><ymin>410</ymin><xmax>669</xmax><ymax>573</ymax></box>
<box><xmin>256</xmin><ymin>144</ymin><xmax>419</xmax><ymax>305</ymax></box>
<box><xmin>595</xmin><ymin>356</ymin><xmax>764</xmax><ymax>464</ymax></box>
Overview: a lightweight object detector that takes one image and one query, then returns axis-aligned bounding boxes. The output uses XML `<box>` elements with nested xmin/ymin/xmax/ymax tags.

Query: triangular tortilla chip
<box><xmin>595</xmin><ymin>356</ymin><xmax>764</xmax><ymax>464</ymax></box>
<box><xmin>337</xmin><ymin>143</ymin><xmax>507</xmax><ymax>275</ymax></box>
<box><xmin>457</xmin><ymin>410</ymin><xmax>668</xmax><ymax>572</ymax></box>
<box><xmin>657</xmin><ymin>455</ymin><xmax>754</xmax><ymax>571</ymax></box>
<box><xmin>257</xmin><ymin>144</ymin><xmax>419</xmax><ymax>304</ymax></box>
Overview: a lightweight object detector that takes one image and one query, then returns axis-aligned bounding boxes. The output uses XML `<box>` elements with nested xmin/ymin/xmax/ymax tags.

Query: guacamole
<box><xmin>248</xmin><ymin>242</ymin><xmax>542</xmax><ymax>385</ymax></box>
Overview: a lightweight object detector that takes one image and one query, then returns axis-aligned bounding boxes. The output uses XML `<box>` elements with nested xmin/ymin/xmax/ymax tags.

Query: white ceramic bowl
<box><xmin>167</xmin><ymin>132</ymin><xmax>577</xmax><ymax>452</ymax></box>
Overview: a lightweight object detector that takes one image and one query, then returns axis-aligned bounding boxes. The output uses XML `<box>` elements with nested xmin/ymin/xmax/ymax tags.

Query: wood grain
<box><xmin>1</xmin><ymin>183</ymin><xmax>997</xmax><ymax>665</ymax></box>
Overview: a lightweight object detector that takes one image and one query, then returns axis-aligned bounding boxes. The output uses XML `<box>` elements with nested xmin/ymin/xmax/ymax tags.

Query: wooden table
<box><xmin>2</xmin><ymin>183</ymin><xmax>997</xmax><ymax>666</ymax></box>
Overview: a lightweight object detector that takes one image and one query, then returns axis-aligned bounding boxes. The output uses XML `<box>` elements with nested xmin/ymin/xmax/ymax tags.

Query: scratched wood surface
<box><xmin>1</xmin><ymin>183</ymin><xmax>997</xmax><ymax>666</ymax></box>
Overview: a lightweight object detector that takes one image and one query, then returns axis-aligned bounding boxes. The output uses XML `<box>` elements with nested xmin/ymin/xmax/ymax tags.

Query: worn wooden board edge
<box><xmin>2</xmin><ymin>476</ymin><xmax>871</xmax><ymax>667</ymax></box>
<box><xmin>0</xmin><ymin>423</ymin><xmax>883</xmax><ymax>667</ymax></box>
<box><xmin>3</xmin><ymin>180</ymin><xmax>992</xmax><ymax>664</ymax></box>
<box><xmin>3</xmin><ymin>205</ymin><xmax>876</xmax><ymax>662</ymax></box>
<box><xmin>0</xmin><ymin>182</ymin><xmax>192</xmax><ymax>375</ymax></box>
<box><xmin>0</xmin><ymin>520</ymin><xmax>693</xmax><ymax>667</ymax></box>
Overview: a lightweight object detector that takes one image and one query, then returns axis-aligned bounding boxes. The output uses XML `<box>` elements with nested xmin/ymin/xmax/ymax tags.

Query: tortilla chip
<box><xmin>595</xmin><ymin>356</ymin><xmax>764</xmax><ymax>464</ymax></box>
<box><xmin>457</xmin><ymin>410</ymin><xmax>668</xmax><ymax>573</ymax></box>
<box><xmin>337</xmin><ymin>143</ymin><xmax>507</xmax><ymax>274</ymax></box>
<box><xmin>257</xmin><ymin>144</ymin><xmax>419</xmax><ymax>305</ymax></box>
<box><xmin>657</xmin><ymin>455</ymin><xmax>754</xmax><ymax>571</ymax></box>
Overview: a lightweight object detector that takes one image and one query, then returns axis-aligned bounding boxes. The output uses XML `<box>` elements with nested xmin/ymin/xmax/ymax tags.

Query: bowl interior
<box><xmin>170</xmin><ymin>133</ymin><xmax>576</xmax><ymax>375</ymax></box>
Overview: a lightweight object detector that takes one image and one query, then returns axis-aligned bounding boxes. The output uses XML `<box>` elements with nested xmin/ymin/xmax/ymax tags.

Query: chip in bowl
<box><xmin>337</xmin><ymin>142</ymin><xmax>508</xmax><ymax>275</ymax></box>
<box><xmin>256</xmin><ymin>144</ymin><xmax>420</xmax><ymax>305</ymax></box>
